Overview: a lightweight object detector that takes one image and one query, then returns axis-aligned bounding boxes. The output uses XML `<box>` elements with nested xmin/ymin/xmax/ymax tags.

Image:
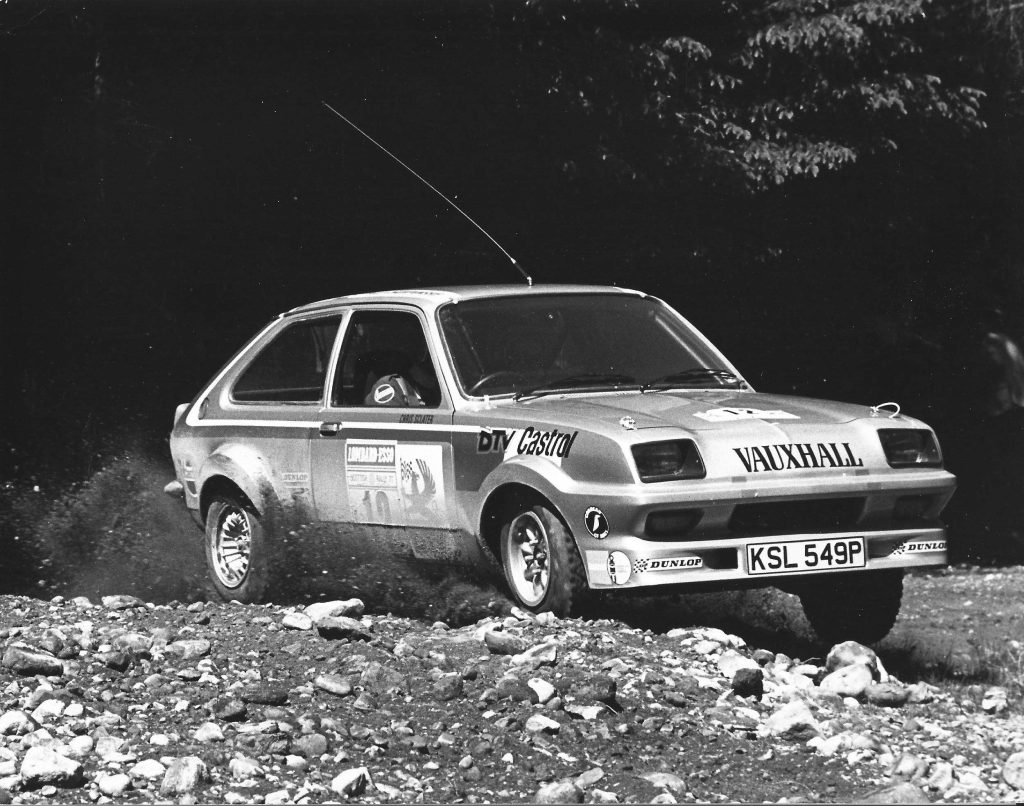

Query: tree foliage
<box><xmin>520</xmin><ymin>0</ymin><xmax>986</xmax><ymax>190</ymax></box>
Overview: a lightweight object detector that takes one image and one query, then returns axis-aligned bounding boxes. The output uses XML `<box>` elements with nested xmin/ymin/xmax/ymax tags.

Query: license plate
<box><xmin>745</xmin><ymin>537</ymin><xmax>866</xmax><ymax>576</ymax></box>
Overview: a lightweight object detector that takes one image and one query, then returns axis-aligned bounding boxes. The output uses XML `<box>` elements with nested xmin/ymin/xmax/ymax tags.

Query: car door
<box><xmin>310</xmin><ymin>306</ymin><xmax>463</xmax><ymax>561</ymax></box>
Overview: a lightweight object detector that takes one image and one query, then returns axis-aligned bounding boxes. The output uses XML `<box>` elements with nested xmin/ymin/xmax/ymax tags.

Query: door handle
<box><xmin>319</xmin><ymin>422</ymin><xmax>342</xmax><ymax>437</ymax></box>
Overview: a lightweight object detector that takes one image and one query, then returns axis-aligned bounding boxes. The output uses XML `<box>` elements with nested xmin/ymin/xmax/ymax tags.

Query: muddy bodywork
<box><xmin>169</xmin><ymin>285</ymin><xmax>955</xmax><ymax>594</ymax></box>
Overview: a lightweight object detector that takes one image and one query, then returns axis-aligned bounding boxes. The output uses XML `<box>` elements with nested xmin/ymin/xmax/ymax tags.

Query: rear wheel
<box><xmin>204</xmin><ymin>494</ymin><xmax>275</xmax><ymax>603</ymax></box>
<box><xmin>798</xmin><ymin>569</ymin><xmax>904</xmax><ymax>645</ymax></box>
<box><xmin>500</xmin><ymin>501</ymin><xmax>587</xmax><ymax>616</ymax></box>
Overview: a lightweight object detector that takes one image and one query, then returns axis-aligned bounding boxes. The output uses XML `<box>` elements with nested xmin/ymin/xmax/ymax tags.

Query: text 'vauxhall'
<box><xmin>733</xmin><ymin>442</ymin><xmax>864</xmax><ymax>473</ymax></box>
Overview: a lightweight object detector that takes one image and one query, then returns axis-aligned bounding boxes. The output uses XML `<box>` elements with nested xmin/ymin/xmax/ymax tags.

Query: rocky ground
<box><xmin>0</xmin><ymin>585</ymin><xmax>1023</xmax><ymax>805</ymax></box>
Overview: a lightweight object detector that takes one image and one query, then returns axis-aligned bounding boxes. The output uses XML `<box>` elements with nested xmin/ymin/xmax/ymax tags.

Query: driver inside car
<box><xmin>365</xmin><ymin>355</ymin><xmax>440</xmax><ymax>407</ymax></box>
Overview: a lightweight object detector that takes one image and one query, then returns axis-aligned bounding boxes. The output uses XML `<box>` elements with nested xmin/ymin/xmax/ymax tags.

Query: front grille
<box><xmin>729</xmin><ymin>498</ymin><xmax>865</xmax><ymax>536</ymax></box>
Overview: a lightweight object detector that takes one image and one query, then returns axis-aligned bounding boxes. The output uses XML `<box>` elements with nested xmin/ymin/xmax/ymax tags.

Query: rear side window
<box><xmin>232</xmin><ymin>316</ymin><xmax>342</xmax><ymax>403</ymax></box>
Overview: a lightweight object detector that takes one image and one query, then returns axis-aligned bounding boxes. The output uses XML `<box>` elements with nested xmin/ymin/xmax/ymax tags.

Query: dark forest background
<box><xmin>2</xmin><ymin>0</ymin><xmax>1023</xmax><ymax>580</ymax></box>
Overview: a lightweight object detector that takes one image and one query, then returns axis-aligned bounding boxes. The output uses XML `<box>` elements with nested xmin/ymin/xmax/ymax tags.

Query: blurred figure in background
<box><xmin>944</xmin><ymin>330</ymin><xmax>1024</xmax><ymax>565</ymax></box>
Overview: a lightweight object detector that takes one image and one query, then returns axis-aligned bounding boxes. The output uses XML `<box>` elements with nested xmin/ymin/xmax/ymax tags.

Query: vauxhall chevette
<box><xmin>166</xmin><ymin>285</ymin><xmax>956</xmax><ymax>644</ymax></box>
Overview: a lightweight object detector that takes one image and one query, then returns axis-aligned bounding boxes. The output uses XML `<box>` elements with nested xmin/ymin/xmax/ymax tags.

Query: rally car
<box><xmin>167</xmin><ymin>285</ymin><xmax>956</xmax><ymax>644</ymax></box>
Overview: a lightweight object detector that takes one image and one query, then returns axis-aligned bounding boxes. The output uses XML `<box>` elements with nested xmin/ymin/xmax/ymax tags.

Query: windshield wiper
<box><xmin>514</xmin><ymin>373</ymin><xmax>639</xmax><ymax>401</ymax></box>
<box><xmin>641</xmin><ymin>367</ymin><xmax>742</xmax><ymax>392</ymax></box>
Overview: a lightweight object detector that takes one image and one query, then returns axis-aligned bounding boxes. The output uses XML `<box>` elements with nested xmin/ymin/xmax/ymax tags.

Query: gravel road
<box><xmin>0</xmin><ymin>574</ymin><xmax>1022</xmax><ymax>804</ymax></box>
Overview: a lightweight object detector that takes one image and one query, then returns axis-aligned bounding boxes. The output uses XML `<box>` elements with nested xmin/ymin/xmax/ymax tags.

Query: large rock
<box><xmin>511</xmin><ymin>642</ymin><xmax>559</xmax><ymax>669</ymax></box>
<box><xmin>819</xmin><ymin>663</ymin><xmax>873</xmax><ymax>698</ymax></box>
<box><xmin>305</xmin><ymin>598</ymin><xmax>365</xmax><ymax>621</ymax></box>
<box><xmin>112</xmin><ymin>632</ymin><xmax>153</xmax><ymax>653</ymax></box>
<box><xmin>0</xmin><ymin>710</ymin><xmax>38</xmax><ymax>735</ymax></box>
<box><xmin>164</xmin><ymin>639</ymin><xmax>211</xmax><ymax>661</ymax></box>
<box><xmin>528</xmin><ymin>677</ymin><xmax>556</xmax><ymax>705</ymax></box>
<box><xmin>159</xmin><ymin>756</ymin><xmax>209</xmax><ymax>795</ymax></box>
<box><xmin>861</xmin><ymin>782</ymin><xmax>930</xmax><ymax>803</ymax></box>
<box><xmin>315</xmin><ymin>674</ymin><xmax>353</xmax><ymax>697</ymax></box>
<box><xmin>293</xmin><ymin>733</ymin><xmax>329</xmax><ymax>759</ymax></box>
<box><xmin>282</xmin><ymin>612</ymin><xmax>313</xmax><ymax>631</ymax></box>
<box><xmin>316</xmin><ymin>616</ymin><xmax>371</xmax><ymax>641</ymax></box>
<box><xmin>763</xmin><ymin>700</ymin><xmax>820</xmax><ymax>737</ymax></box>
<box><xmin>826</xmin><ymin>641</ymin><xmax>878</xmax><ymax>675</ymax></box>
<box><xmin>240</xmin><ymin>685</ymin><xmax>289</xmax><ymax>705</ymax></box>
<box><xmin>193</xmin><ymin>722</ymin><xmax>224</xmax><ymax>742</ymax></box>
<box><xmin>229</xmin><ymin>756</ymin><xmax>263</xmax><ymax>781</ymax></box>
<box><xmin>717</xmin><ymin>649</ymin><xmax>759</xmax><ymax>678</ymax></box>
<box><xmin>642</xmin><ymin>772</ymin><xmax>687</xmax><ymax>794</ymax></box>
<box><xmin>864</xmin><ymin>682</ymin><xmax>909</xmax><ymax>707</ymax></box>
<box><xmin>534</xmin><ymin>781</ymin><xmax>584</xmax><ymax>803</ymax></box>
<box><xmin>1003</xmin><ymin>751</ymin><xmax>1024</xmax><ymax>788</ymax></box>
<box><xmin>432</xmin><ymin>674</ymin><xmax>464</xmax><ymax>701</ymax></box>
<box><xmin>484</xmin><ymin>630</ymin><xmax>527</xmax><ymax>656</ymax></box>
<box><xmin>731</xmin><ymin>667</ymin><xmax>764</xmax><ymax>698</ymax></box>
<box><xmin>101</xmin><ymin>595</ymin><xmax>146</xmax><ymax>610</ymax></box>
<box><xmin>331</xmin><ymin>767</ymin><xmax>371</xmax><ymax>797</ymax></box>
<box><xmin>20</xmin><ymin>746</ymin><xmax>85</xmax><ymax>789</ymax></box>
<box><xmin>129</xmin><ymin>759</ymin><xmax>166</xmax><ymax>781</ymax></box>
<box><xmin>96</xmin><ymin>773</ymin><xmax>132</xmax><ymax>797</ymax></box>
<box><xmin>982</xmin><ymin>686</ymin><xmax>1008</xmax><ymax>714</ymax></box>
<box><xmin>2</xmin><ymin>644</ymin><xmax>63</xmax><ymax>677</ymax></box>
<box><xmin>525</xmin><ymin>714</ymin><xmax>561</xmax><ymax>734</ymax></box>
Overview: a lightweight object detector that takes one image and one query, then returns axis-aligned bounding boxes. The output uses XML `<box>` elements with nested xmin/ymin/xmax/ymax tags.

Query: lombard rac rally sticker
<box><xmin>694</xmin><ymin>407</ymin><xmax>799</xmax><ymax>422</ymax></box>
<box><xmin>584</xmin><ymin>507</ymin><xmax>610</xmax><ymax>539</ymax></box>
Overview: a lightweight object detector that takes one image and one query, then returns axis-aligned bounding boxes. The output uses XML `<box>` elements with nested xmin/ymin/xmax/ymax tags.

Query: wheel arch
<box><xmin>479</xmin><ymin>481</ymin><xmax>578</xmax><ymax>570</ymax></box>
<box><xmin>199</xmin><ymin>475</ymin><xmax>258</xmax><ymax>522</ymax></box>
<box><xmin>197</xmin><ymin>446</ymin><xmax>279</xmax><ymax>521</ymax></box>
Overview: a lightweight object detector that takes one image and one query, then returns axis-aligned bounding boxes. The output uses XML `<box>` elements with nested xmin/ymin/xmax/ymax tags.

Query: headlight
<box><xmin>878</xmin><ymin>429</ymin><xmax>942</xmax><ymax>468</ymax></box>
<box><xmin>632</xmin><ymin>440</ymin><xmax>706</xmax><ymax>482</ymax></box>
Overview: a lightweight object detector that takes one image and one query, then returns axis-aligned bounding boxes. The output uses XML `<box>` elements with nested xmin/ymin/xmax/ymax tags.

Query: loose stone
<box><xmin>864</xmin><ymin>682</ymin><xmax>909</xmax><ymax>707</ymax></box>
<box><xmin>159</xmin><ymin>757</ymin><xmax>209</xmax><ymax>795</ymax></box>
<box><xmin>2</xmin><ymin>645</ymin><xmax>63</xmax><ymax>677</ymax></box>
<box><xmin>731</xmin><ymin>667</ymin><xmax>764</xmax><ymax>698</ymax></box>
<box><xmin>819</xmin><ymin>663</ymin><xmax>873</xmax><ymax>698</ymax></box>
<box><xmin>282</xmin><ymin>612</ymin><xmax>314</xmax><ymax>630</ymax></box>
<box><xmin>129</xmin><ymin>759</ymin><xmax>166</xmax><ymax>780</ymax></box>
<box><xmin>331</xmin><ymin>766</ymin><xmax>371</xmax><ymax>797</ymax></box>
<box><xmin>316</xmin><ymin>616</ymin><xmax>371</xmax><ymax>641</ymax></box>
<box><xmin>96</xmin><ymin>773</ymin><xmax>132</xmax><ymax>797</ymax></box>
<box><xmin>20</xmin><ymin>747</ymin><xmax>85</xmax><ymax>789</ymax></box>
<box><xmin>314</xmin><ymin>674</ymin><xmax>353</xmax><ymax>697</ymax></box>
<box><xmin>1003</xmin><ymin>751</ymin><xmax>1024</xmax><ymax>788</ymax></box>
<box><xmin>534</xmin><ymin>781</ymin><xmax>584</xmax><ymax>803</ymax></box>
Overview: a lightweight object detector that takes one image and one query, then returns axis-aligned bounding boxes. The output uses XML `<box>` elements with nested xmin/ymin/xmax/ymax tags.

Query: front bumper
<box><xmin>562</xmin><ymin>467</ymin><xmax>955</xmax><ymax>590</ymax></box>
<box><xmin>583</xmin><ymin>527</ymin><xmax>947</xmax><ymax>589</ymax></box>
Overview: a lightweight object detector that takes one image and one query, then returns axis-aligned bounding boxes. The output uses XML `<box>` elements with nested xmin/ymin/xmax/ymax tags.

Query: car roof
<box><xmin>284</xmin><ymin>284</ymin><xmax>646</xmax><ymax>316</ymax></box>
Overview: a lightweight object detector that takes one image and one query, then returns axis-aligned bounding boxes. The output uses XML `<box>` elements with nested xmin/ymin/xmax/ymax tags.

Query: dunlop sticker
<box><xmin>889</xmin><ymin>539</ymin><xmax>947</xmax><ymax>556</ymax></box>
<box><xmin>633</xmin><ymin>556</ymin><xmax>703</xmax><ymax>573</ymax></box>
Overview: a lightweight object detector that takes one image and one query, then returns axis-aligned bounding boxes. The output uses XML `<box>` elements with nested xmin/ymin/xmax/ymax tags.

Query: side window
<box><xmin>331</xmin><ymin>310</ymin><xmax>441</xmax><ymax>408</ymax></box>
<box><xmin>232</xmin><ymin>316</ymin><xmax>342</xmax><ymax>403</ymax></box>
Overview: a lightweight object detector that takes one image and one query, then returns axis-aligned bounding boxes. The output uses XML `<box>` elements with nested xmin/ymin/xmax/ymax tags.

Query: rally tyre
<box><xmin>798</xmin><ymin>569</ymin><xmax>904</xmax><ymax>646</ymax></box>
<box><xmin>204</xmin><ymin>494</ymin><xmax>276</xmax><ymax>604</ymax></box>
<box><xmin>500</xmin><ymin>501</ymin><xmax>587</xmax><ymax>617</ymax></box>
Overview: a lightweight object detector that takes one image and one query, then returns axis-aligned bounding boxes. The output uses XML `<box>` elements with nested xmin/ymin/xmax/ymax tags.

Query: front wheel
<box><xmin>798</xmin><ymin>569</ymin><xmax>904</xmax><ymax>646</ymax></box>
<box><xmin>500</xmin><ymin>501</ymin><xmax>587</xmax><ymax>616</ymax></box>
<box><xmin>204</xmin><ymin>495</ymin><xmax>275</xmax><ymax>603</ymax></box>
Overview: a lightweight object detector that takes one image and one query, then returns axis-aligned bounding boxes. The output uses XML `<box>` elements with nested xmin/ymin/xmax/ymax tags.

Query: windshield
<box><xmin>438</xmin><ymin>293</ymin><xmax>741</xmax><ymax>398</ymax></box>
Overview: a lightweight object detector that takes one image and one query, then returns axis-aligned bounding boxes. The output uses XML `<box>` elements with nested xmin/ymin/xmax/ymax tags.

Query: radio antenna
<box><xmin>322</xmin><ymin>101</ymin><xmax>532</xmax><ymax>286</ymax></box>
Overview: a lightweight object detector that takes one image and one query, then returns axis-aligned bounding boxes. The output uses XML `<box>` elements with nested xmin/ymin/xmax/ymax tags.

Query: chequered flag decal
<box><xmin>633</xmin><ymin>559</ymin><xmax>649</xmax><ymax>574</ymax></box>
